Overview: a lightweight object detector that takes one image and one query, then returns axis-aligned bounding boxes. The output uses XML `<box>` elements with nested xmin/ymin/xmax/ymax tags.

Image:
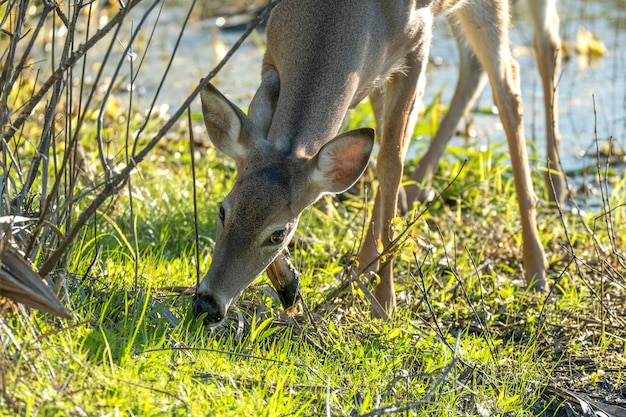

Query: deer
<box><xmin>193</xmin><ymin>0</ymin><xmax>555</xmax><ymax>325</ymax></box>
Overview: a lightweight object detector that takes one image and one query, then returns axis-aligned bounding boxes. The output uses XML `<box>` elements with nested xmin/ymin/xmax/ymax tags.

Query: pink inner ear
<box><xmin>327</xmin><ymin>141</ymin><xmax>364</xmax><ymax>188</ymax></box>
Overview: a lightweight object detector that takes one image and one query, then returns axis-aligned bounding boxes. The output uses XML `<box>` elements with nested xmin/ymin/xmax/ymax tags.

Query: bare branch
<box><xmin>38</xmin><ymin>0</ymin><xmax>282</xmax><ymax>277</ymax></box>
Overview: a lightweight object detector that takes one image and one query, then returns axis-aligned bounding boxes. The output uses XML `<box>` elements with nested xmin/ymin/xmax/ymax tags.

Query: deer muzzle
<box><xmin>192</xmin><ymin>292</ymin><xmax>227</xmax><ymax>325</ymax></box>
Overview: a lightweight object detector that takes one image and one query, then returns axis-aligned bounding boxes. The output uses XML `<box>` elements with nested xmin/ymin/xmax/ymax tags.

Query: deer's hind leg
<box><xmin>453</xmin><ymin>0</ymin><xmax>548</xmax><ymax>290</ymax></box>
<box><xmin>406</xmin><ymin>18</ymin><xmax>488</xmax><ymax>204</ymax></box>
<box><xmin>527</xmin><ymin>0</ymin><xmax>566</xmax><ymax>203</ymax></box>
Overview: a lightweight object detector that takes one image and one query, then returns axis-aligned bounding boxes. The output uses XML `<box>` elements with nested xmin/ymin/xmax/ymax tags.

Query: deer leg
<box><xmin>357</xmin><ymin>89</ymin><xmax>385</xmax><ymax>275</ymax></box>
<box><xmin>370</xmin><ymin>87</ymin><xmax>385</xmax><ymax>135</ymax></box>
<box><xmin>455</xmin><ymin>3</ymin><xmax>548</xmax><ymax>290</ymax></box>
<box><xmin>527</xmin><ymin>0</ymin><xmax>566</xmax><ymax>203</ymax></box>
<box><xmin>405</xmin><ymin>18</ymin><xmax>488</xmax><ymax>204</ymax></box>
<box><xmin>360</xmin><ymin>46</ymin><xmax>429</xmax><ymax>318</ymax></box>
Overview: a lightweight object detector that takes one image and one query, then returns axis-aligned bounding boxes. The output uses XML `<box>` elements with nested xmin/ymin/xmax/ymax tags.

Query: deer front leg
<box><xmin>360</xmin><ymin>48</ymin><xmax>429</xmax><ymax>318</ymax></box>
<box><xmin>356</xmin><ymin>89</ymin><xmax>385</xmax><ymax>277</ymax></box>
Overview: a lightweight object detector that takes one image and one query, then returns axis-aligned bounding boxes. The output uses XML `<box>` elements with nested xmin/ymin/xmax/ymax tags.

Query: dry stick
<box><xmin>63</xmin><ymin>2</ymin><xmax>88</xmax><ymax>242</ymax></box>
<box><xmin>24</xmin><ymin>5</ymin><xmax>78</xmax><ymax>260</ymax></box>
<box><xmin>412</xmin><ymin>253</ymin><xmax>456</xmax><ymax>355</ymax></box>
<box><xmin>0</xmin><ymin>0</ymin><xmax>28</xmax><ymax>128</ymax></box>
<box><xmin>38</xmin><ymin>0</ymin><xmax>282</xmax><ymax>277</ymax></box>
<box><xmin>537</xmin><ymin>256</ymin><xmax>574</xmax><ymax>324</ymax></box>
<box><xmin>559</xmin><ymin>95</ymin><xmax>615</xmax><ymax>332</ymax></box>
<box><xmin>537</xmin><ymin>92</ymin><xmax>618</xmax><ymax>323</ymax></box>
<box><xmin>46</xmin><ymin>0</ymin><xmax>70</xmax><ymax>30</ymax></box>
<box><xmin>125</xmin><ymin>22</ymin><xmax>139</xmax><ymax>293</ymax></box>
<box><xmin>18</xmin><ymin>0</ymin><xmax>137</xmax><ymax>254</ymax></box>
<box><xmin>539</xmin><ymin>131</ymin><xmax>574</xmax><ymax>319</ymax></box>
<box><xmin>0</xmin><ymin>0</ymin><xmax>15</xmax><ymax>28</ymax></box>
<box><xmin>74</xmin><ymin>0</ymin><xmax>93</xmax><ymax>150</ymax></box>
<box><xmin>411</xmin><ymin>252</ymin><xmax>499</xmax><ymax>392</ymax></box>
<box><xmin>462</xmin><ymin>246</ymin><xmax>499</xmax><ymax>371</ymax></box>
<box><xmin>22</xmin><ymin>0</ymin><xmax>177</xmax><ymax>266</ymax></box>
<box><xmin>96</xmin><ymin>0</ymin><xmax>164</xmax><ymax>175</ymax></box>
<box><xmin>188</xmin><ymin>108</ymin><xmax>201</xmax><ymax>287</ymax></box>
<box><xmin>7</xmin><ymin>2</ymin><xmax>53</xmax><ymax>93</ymax></box>
<box><xmin>554</xmin><ymin>242</ymin><xmax>619</xmax><ymax>322</ymax></box>
<box><xmin>2</xmin><ymin>0</ymin><xmax>143</xmax><ymax>143</ymax></box>
<box><xmin>92</xmin><ymin>4</ymin><xmax>137</xmax><ymax>173</ymax></box>
<box><xmin>357</xmin><ymin>333</ymin><xmax>461</xmax><ymax>417</ymax></box>
<box><xmin>601</xmin><ymin>138</ymin><xmax>617</xmax><ymax>254</ymax></box>
<box><xmin>130</xmin><ymin>0</ymin><xmax>177</xmax><ymax>157</ymax></box>
<box><xmin>592</xmin><ymin>94</ymin><xmax>615</xmax><ymax>253</ymax></box>
<box><xmin>430</xmin><ymin>221</ymin><xmax>498</xmax><ymax>363</ymax></box>
<box><xmin>597</xmin><ymin>119</ymin><xmax>613</xmax><ymax>341</ymax></box>
<box><xmin>16</xmin><ymin>0</ymin><xmax>123</xmax><ymax>216</ymax></box>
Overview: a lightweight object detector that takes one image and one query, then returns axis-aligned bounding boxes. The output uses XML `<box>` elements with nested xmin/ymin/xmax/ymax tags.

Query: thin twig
<box><xmin>97</xmin><ymin>0</ymin><xmax>164</xmax><ymax>176</ymax></box>
<box><xmin>188</xmin><ymin>108</ymin><xmax>201</xmax><ymax>287</ymax></box>
<box><xmin>357</xmin><ymin>333</ymin><xmax>461</xmax><ymax>417</ymax></box>
<box><xmin>38</xmin><ymin>0</ymin><xmax>283</xmax><ymax>277</ymax></box>
<box><xmin>3</xmin><ymin>0</ymin><xmax>144</xmax><ymax>142</ymax></box>
<box><xmin>132</xmin><ymin>0</ymin><xmax>198</xmax><ymax>157</ymax></box>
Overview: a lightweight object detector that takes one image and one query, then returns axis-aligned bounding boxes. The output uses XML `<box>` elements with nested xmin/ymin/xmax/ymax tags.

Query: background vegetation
<box><xmin>1</xmin><ymin>0</ymin><xmax>624</xmax><ymax>416</ymax></box>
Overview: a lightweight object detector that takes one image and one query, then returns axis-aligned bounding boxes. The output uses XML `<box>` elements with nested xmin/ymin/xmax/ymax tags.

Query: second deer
<box><xmin>194</xmin><ymin>0</ymin><xmax>557</xmax><ymax>324</ymax></box>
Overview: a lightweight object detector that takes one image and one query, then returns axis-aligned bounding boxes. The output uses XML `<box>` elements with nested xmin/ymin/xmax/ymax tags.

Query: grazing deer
<box><xmin>194</xmin><ymin>0</ymin><xmax>552</xmax><ymax>325</ymax></box>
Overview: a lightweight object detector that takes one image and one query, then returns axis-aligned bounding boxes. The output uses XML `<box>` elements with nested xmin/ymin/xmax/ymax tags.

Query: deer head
<box><xmin>193</xmin><ymin>84</ymin><xmax>374</xmax><ymax>325</ymax></box>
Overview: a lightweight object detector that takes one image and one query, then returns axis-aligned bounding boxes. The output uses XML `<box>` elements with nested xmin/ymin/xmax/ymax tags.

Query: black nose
<box><xmin>192</xmin><ymin>293</ymin><xmax>226</xmax><ymax>325</ymax></box>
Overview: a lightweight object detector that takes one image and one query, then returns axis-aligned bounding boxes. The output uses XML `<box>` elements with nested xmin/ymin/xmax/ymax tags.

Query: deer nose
<box><xmin>192</xmin><ymin>293</ymin><xmax>226</xmax><ymax>325</ymax></box>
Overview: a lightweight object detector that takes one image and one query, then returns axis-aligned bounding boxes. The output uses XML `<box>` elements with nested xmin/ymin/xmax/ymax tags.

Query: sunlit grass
<box><xmin>2</xmin><ymin>10</ymin><xmax>626</xmax><ymax>411</ymax></box>
<box><xmin>3</xmin><ymin>97</ymin><xmax>625</xmax><ymax>415</ymax></box>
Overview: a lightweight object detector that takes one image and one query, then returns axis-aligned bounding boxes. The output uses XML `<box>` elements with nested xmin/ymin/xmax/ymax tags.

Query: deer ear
<box><xmin>248</xmin><ymin>67</ymin><xmax>279</xmax><ymax>137</ymax></box>
<box><xmin>309</xmin><ymin>128</ymin><xmax>375</xmax><ymax>194</ymax></box>
<box><xmin>200</xmin><ymin>83</ymin><xmax>254</xmax><ymax>163</ymax></box>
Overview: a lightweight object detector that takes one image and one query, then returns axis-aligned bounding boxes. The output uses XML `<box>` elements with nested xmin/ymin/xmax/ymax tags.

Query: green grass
<box><xmin>1</xmin><ymin>1</ymin><xmax>624</xmax><ymax>414</ymax></box>
<box><xmin>2</xmin><ymin>100</ymin><xmax>625</xmax><ymax>416</ymax></box>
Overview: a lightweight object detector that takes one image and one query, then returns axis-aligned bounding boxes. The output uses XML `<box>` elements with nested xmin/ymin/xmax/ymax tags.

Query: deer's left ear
<box><xmin>308</xmin><ymin>128</ymin><xmax>375</xmax><ymax>195</ymax></box>
<box><xmin>200</xmin><ymin>83</ymin><xmax>257</xmax><ymax>165</ymax></box>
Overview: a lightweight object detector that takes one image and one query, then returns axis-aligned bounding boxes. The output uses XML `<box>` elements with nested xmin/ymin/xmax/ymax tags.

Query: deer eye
<box><xmin>218</xmin><ymin>205</ymin><xmax>225</xmax><ymax>224</ymax></box>
<box><xmin>267</xmin><ymin>229</ymin><xmax>286</xmax><ymax>245</ymax></box>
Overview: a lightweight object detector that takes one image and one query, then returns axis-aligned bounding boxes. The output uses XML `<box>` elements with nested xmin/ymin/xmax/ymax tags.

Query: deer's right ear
<box><xmin>200</xmin><ymin>83</ymin><xmax>253</xmax><ymax>163</ymax></box>
<box><xmin>309</xmin><ymin>128</ymin><xmax>375</xmax><ymax>195</ymax></box>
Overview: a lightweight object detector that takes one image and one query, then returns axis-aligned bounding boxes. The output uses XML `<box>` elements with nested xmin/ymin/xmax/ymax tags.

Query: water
<box><xmin>416</xmin><ymin>0</ymin><xmax>626</xmax><ymax>175</ymax></box>
<box><xmin>195</xmin><ymin>2</ymin><xmax>622</xmax><ymax>171</ymax></box>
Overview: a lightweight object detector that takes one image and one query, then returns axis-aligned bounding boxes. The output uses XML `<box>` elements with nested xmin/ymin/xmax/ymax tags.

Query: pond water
<box><xmin>80</xmin><ymin>0</ymin><xmax>626</xmax><ymax>183</ymax></box>
<box><xmin>424</xmin><ymin>0</ymin><xmax>626</xmax><ymax>176</ymax></box>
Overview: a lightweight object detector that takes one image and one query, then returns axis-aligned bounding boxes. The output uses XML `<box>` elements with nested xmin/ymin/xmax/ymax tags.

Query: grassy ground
<box><xmin>1</xmin><ymin>96</ymin><xmax>625</xmax><ymax>416</ymax></box>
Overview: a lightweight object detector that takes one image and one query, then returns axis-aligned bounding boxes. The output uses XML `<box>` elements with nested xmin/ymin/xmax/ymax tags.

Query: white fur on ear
<box><xmin>310</xmin><ymin>128</ymin><xmax>375</xmax><ymax>194</ymax></box>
